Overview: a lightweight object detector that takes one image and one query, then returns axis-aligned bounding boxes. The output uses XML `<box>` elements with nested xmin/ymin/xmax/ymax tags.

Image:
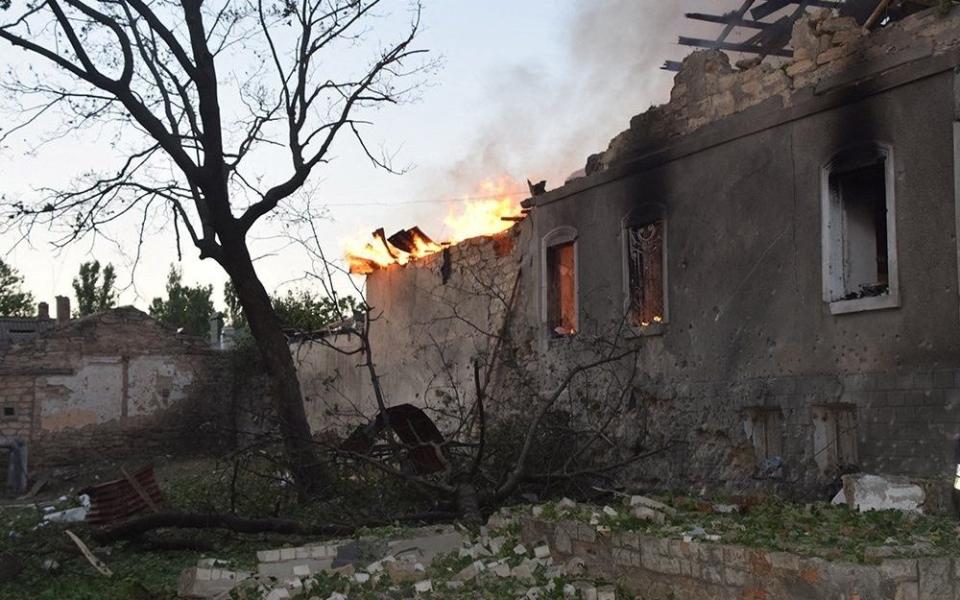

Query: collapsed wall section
<box><xmin>295</xmin><ymin>225</ymin><xmax>527</xmax><ymax>436</ymax></box>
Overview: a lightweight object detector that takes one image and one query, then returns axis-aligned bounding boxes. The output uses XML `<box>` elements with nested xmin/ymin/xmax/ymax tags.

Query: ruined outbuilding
<box><xmin>0</xmin><ymin>306</ymin><xmax>231</xmax><ymax>470</ymax></box>
<box><xmin>297</xmin><ymin>5</ymin><xmax>960</xmax><ymax>508</ymax></box>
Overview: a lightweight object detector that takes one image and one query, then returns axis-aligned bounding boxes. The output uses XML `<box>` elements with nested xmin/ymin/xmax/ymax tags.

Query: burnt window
<box><xmin>542</xmin><ymin>227</ymin><xmax>578</xmax><ymax>336</ymax></box>
<box><xmin>2</xmin><ymin>406</ymin><xmax>14</xmax><ymax>418</ymax></box>
<box><xmin>624</xmin><ymin>205</ymin><xmax>667</xmax><ymax>329</ymax></box>
<box><xmin>822</xmin><ymin>144</ymin><xmax>899</xmax><ymax>313</ymax></box>
<box><xmin>626</xmin><ymin>221</ymin><xmax>665</xmax><ymax>327</ymax></box>
<box><xmin>547</xmin><ymin>242</ymin><xmax>577</xmax><ymax>335</ymax></box>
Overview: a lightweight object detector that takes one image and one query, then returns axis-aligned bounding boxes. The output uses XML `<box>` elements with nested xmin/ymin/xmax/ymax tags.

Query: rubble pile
<box><xmin>177</xmin><ymin>517</ymin><xmax>622</xmax><ymax>599</ymax></box>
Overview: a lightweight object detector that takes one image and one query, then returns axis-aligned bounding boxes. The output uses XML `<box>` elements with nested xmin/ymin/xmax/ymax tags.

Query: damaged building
<box><xmin>0</xmin><ymin>301</ymin><xmax>232</xmax><ymax>482</ymax></box>
<box><xmin>296</xmin><ymin>4</ymin><xmax>960</xmax><ymax>508</ymax></box>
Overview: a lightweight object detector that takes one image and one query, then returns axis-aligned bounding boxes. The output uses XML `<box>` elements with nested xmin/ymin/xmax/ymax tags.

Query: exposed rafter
<box><xmin>663</xmin><ymin>0</ymin><xmax>847</xmax><ymax>72</ymax></box>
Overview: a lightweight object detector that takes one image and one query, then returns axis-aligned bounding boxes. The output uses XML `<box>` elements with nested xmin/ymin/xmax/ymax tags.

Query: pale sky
<box><xmin>0</xmin><ymin>0</ymin><xmax>729</xmax><ymax>311</ymax></box>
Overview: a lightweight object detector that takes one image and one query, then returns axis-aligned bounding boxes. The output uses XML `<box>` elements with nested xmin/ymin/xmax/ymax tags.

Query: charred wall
<box><xmin>294</xmin><ymin>226</ymin><xmax>527</xmax><ymax>435</ymax></box>
<box><xmin>521</xmin><ymin>6</ymin><xmax>960</xmax><ymax>502</ymax></box>
<box><xmin>293</xmin><ymin>6</ymin><xmax>960</xmax><ymax>504</ymax></box>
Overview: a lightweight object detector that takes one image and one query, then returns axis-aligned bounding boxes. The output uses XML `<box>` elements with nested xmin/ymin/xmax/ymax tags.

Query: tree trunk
<box><xmin>219</xmin><ymin>238</ymin><xmax>328</xmax><ymax>495</ymax></box>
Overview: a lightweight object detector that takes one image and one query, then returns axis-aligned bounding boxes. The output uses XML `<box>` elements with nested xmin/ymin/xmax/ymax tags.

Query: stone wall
<box><xmin>292</xmin><ymin>6</ymin><xmax>960</xmax><ymax>504</ymax></box>
<box><xmin>294</xmin><ymin>226</ymin><xmax>526</xmax><ymax>435</ymax></box>
<box><xmin>588</xmin><ymin>7</ymin><xmax>960</xmax><ymax>174</ymax></box>
<box><xmin>521</xmin><ymin>517</ymin><xmax>958</xmax><ymax>600</ymax></box>
<box><xmin>0</xmin><ymin>307</ymin><xmax>234</xmax><ymax>467</ymax></box>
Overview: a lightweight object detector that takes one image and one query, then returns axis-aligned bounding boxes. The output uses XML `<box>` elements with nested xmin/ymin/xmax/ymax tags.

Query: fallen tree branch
<box><xmin>92</xmin><ymin>510</ymin><xmax>456</xmax><ymax>544</ymax></box>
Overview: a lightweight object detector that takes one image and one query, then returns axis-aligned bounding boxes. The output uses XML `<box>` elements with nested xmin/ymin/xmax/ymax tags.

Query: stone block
<box><xmin>786</xmin><ymin>59</ymin><xmax>816</xmax><ymax>77</ymax></box>
<box><xmin>723</xmin><ymin>566</ymin><xmax>750</xmax><ymax>587</ymax></box>
<box><xmin>897</xmin><ymin>581</ymin><xmax>920</xmax><ymax>600</ymax></box>
<box><xmin>792</xmin><ymin>17</ymin><xmax>820</xmax><ymax>58</ymax></box>
<box><xmin>768</xmin><ymin>552</ymin><xmax>801</xmax><ymax>572</ymax></box>
<box><xmin>882</xmin><ymin>559</ymin><xmax>919</xmax><ymax>583</ymax></box>
<box><xmin>832</xmin><ymin>28</ymin><xmax>863</xmax><ymax>46</ymax></box>
<box><xmin>843</xmin><ymin>473</ymin><xmax>925</xmax><ymax>513</ymax></box>
<box><xmin>177</xmin><ymin>566</ymin><xmax>251</xmax><ymax>598</ymax></box>
<box><xmin>919</xmin><ymin>558</ymin><xmax>954</xmax><ymax>599</ymax></box>
<box><xmin>820</xmin><ymin>16</ymin><xmax>858</xmax><ymax>33</ymax></box>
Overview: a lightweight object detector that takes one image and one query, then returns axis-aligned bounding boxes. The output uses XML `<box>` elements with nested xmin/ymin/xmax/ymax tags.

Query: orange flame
<box><xmin>443</xmin><ymin>178</ymin><xmax>524</xmax><ymax>243</ymax></box>
<box><xmin>345</xmin><ymin>177</ymin><xmax>526</xmax><ymax>274</ymax></box>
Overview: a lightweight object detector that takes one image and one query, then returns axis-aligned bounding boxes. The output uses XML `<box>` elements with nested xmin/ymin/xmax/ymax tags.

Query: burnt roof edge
<box><xmin>524</xmin><ymin>45</ymin><xmax>960</xmax><ymax>210</ymax></box>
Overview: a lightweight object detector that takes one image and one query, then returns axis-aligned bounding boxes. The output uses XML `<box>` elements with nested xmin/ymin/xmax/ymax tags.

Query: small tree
<box><xmin>226</xmin><ymin>282</ymin><xmax>356</xmax><ymax>332</ymax></box>
<box><xmin>72</xmin><ymin>260</ymin><xmax>117</xmax><ymax>316</ymax></box>
<box><xmin>0</xmin><ymin>260</ymin><xmax>34</xmax><ymax>317</ymax></box>
<box><xmin>149</xmin><ymin>265</ymin><xmax>214</xmax><ymax>337</ymax></box>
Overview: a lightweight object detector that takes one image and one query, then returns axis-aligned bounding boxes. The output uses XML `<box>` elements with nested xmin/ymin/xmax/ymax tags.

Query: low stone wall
<box><xmin>520</xmin><ymin>517</ymin><xmax>958</xmax><ymax>599</ymax></box>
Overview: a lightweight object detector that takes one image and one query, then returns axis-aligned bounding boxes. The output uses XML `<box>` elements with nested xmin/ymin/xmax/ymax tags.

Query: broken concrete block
<box><xmin>574</xmin><ymin>582</ymin><xmax>598</xmax><ymax>600</ymax></box>
<box><xmin>263</xmin><ymin>587</ymin><xmax>290</xmax><ymax>600</ymax></box>
<box><xmin>565</xmin><ymin>556</ymin><xmax>586</xmax><ymax>577</ymax></box>
<box><xmin>629</xmin><ymin>495</ymin><xmax>676</xmax><ymax>516</ymax></box>
<box><xmin>513</xmin><ymin>543</ymin><xmax>528</xmax><ymax>555</ymax></box>
<box><xmin>557</xmin><ymin>498</ymin><xmax>577</xmax><ymax>512</ymax></box>
<box><xmin>385</xmin><ymin>560</ymin><xmax>425</xmax><ymax>584</ymax></box>
<box><xmin>563</xmin><ymin>583</ymin><xmax>577</xmax><ymax>597</ymax></box>
<box><xmin>819</xmin><ymin>16</ymin><xmax>858</xmax><ymax>33</ymax></box>
<box><xmin>413</xmin><ymin>579</ymin><xmax>433</xmax><ymax>594</ymax></box>
<box><xmin>631</xmin><ymin>505</ymin><xmax>666</xmax><ymax>524</ymax></box>
<box><xmin>386</xmin><ymin>527</ymin><xmax>463</xmax><ymax>567</ymax></box>
<box><xmin>292</xmin><ymin>564</ymin><xmax>311</xmax><ymax>578</ymax></box>
<box><xmin>842</xmin><ymin>474</ymin><xmax>925</xmax><ymax>513</ymax></box>
<box><xmin>177</xmin><ymin>566</ymin><xmax>251</xmax><ymax>598</ymax></box>
<box><xmin>453</xmin><ymin>560</ymin><xmax>485</xmax><ymax>583</ymax></box>
<box><xmin>534</xmin><ymin>544</ymin><xmax>551</xmax><ymax>559</ymax></box>
<box><xmin>526</xmin><ymin>586</ymin><xmax>542</xmax><ymax>599</ymax></box>
<box><xmin>601</xmin><ymin>506</ymin><xmax>618</xmax><ymax>518</ymax></box>
<box><xmin>511</xmin><ymin>561</ymin><xmax>537</xmax><ymax>584</ymax></box>
<box><xmin>353</xmin><ymin>572</ymin><xmax>370</xmax><ymax>583</ymax></box>
<box><xmin>490</xmin><ymin>562</ymin><xmax>511</xmax><ymax>578</ymax></box>
<box><xmin>597</xmin><ymin>586</ymin><xmax>616</xmax><ymax>600</ymax></box>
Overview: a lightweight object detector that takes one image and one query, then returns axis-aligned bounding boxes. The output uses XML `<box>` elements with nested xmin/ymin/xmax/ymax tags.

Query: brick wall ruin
<box><xmin>0</xmin><ymin>307</ymin><xmax>234</xmax><ymax>467</ymax></box>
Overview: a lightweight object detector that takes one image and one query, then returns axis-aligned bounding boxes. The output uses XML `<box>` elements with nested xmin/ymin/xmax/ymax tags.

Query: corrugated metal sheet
<box><xmin>81</xmin><ymin>465</ymin><xmax>164</xmax><ymax>525</ymax></box>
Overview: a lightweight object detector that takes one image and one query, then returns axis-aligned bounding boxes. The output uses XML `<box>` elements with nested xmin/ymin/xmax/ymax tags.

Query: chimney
<box><xmin>55</xmin><ymin>296</ymin><xmax>70</xmax><ymax>323</ymax></box>
<box><xmin>37</xmin><ymin>302</ymin><xmax>49</xmax><ymax>320</ymax></box>
<box><xmin>208</xmin><ymin>313</ymin><xmax>224</xmax><ymax>348</ymax></box>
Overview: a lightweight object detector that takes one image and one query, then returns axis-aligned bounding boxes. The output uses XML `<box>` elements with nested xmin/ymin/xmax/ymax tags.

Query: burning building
<box><xmin>296</xmin><ymin>4</ymin><xmax>960</xmax><ymax>507</ymax></box>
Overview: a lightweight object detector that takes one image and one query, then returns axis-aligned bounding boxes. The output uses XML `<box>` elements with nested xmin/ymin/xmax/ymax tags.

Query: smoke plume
<box><xmin>429</xmin><ymin>0</ymin><xmax>730</xmax><ymax>195</ymax></box>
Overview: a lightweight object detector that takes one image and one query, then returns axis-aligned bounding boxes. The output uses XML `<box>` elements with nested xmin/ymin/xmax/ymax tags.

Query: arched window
<box><xmin>821</xmin><ymin>142</ymin><xmax>899</xmax><ymax>314</ymax></box>
<box><xmin>623</xmin><ymin>205</ymin><xmax>667</xmax><ymax>329</ymax></box>
<box><xmin>541</xmin><ymin>227</ymin><xmax>578</xmax><ymax>336</ymax></box>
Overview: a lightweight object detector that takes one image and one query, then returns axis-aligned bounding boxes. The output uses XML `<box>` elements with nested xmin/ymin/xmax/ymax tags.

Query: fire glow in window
<box><xmin>546</xmin><ymin>241</ymin><xmax>577</xmax><ymax>335</ymax></box>
<box><xmin>626</xmin><ymin>220</ymin><xmax>665</xmax><ymax>327</ymax></box>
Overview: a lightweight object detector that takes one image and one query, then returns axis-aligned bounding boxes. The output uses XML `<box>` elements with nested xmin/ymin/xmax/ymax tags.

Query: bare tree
<box><xmin>0</xmin><ymin>0</ymin><xmax>433</xmax><ymax>491</ymax></box>
<box><xmin>275</xmin><ymin>216</ymin><xmax>672</xmax><ymax>524</ymax></box>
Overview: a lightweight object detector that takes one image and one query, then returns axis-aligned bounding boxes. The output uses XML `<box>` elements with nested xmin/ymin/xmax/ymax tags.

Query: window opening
<box><xmin>546</xmin><ymin>241</ymin><xmax>577</xmax><ymax>335</ymax></box>
<box><xmin>626</xmin><ymin>220</ymin><xmax>665</xmax><ymax>327</ymax></box>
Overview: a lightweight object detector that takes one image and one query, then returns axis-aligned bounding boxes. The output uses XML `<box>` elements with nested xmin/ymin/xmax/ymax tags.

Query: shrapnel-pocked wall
<box><xmin>296</xmin><ymin>6</ymin><xmax>960</xmax><ymax>506</ymax></box>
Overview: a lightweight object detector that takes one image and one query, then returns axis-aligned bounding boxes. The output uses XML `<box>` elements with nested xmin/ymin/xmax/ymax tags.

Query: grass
<box><xmin>3</xmin><ymin>455</ymin><xmax>959</xmax><ymax>598</ymax></box>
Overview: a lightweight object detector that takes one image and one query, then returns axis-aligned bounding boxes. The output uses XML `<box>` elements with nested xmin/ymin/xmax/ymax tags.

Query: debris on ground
<box><xmin>841</xmin><ymin>473</ymin><xmax>925</xmax><ymax>513</ymax></box>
